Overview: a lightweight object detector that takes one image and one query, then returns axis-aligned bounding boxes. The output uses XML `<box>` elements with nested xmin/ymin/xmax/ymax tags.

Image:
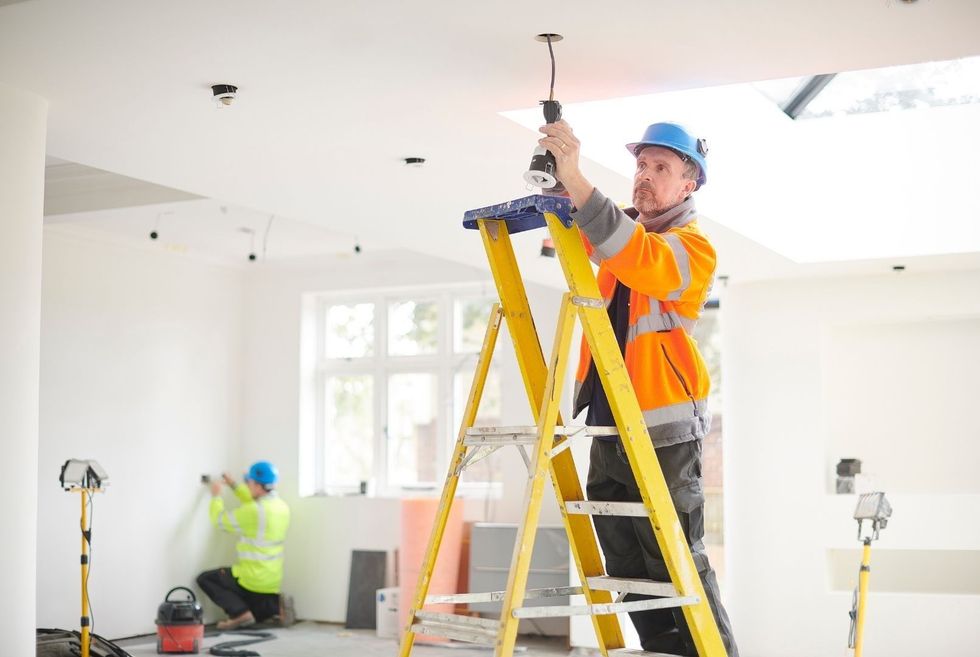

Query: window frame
<box><xmin>308</xmin><ymin>282</ymin><xmax>501</xmax><ymax>498</ymax></box>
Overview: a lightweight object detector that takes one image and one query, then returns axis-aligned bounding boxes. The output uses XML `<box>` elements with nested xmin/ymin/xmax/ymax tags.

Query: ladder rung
<box><xmin>466</xmin><ymin>425</ymin><xmax>618</xmax><ymax>438</ymax></box>
<box><xmin>608</xmin><ymin>650</ymin><xmax>687</xmax><ymax>657</ymax></box>
<box><xmin>427</xmin><ymin>585</ymin><xmax>582</xmax><ymax>605</ymax></box>
<box><xmin>586</xmin><ymin>576</ymin><xmax>678</xmax><ymax>598</ymax></box>
<box><xmin>410</xmin><ymin>622</ymin><xmax>495</xmax><ymax>645</ymax></box>
<box><xmin>512</xmin><ymin>595</ymin><xmax>699</xmax><ymax>619</ymax></box>
<box><xmin>414</xmin><ymin>610</ymin><xmax>498</xmax><ymax>631</ymax></box>
<box><xmin>410</xmin><ymin>613</ymin><xmax>497</xmax><ymax>645</ymax></box>
<box><xmin>566</xmin><ymin>501</ymin><xmax>648</xmax><ymax>517</ymax></box>
<box><xmin>463</xmin><ymin>435</ymin><xmax>537</xmax><ymax>446</ymax></box>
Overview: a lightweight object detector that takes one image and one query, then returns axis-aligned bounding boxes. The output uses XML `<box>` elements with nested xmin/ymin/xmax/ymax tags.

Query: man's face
<box><xmin>246</xmin><ymin>479</ymin><xmax>266</xmax><ymax>498</ymax></box>
<box><xmin>632</xmin><ymin>146</ymin><xmax>697</xmax><ymax>216</ymax></box>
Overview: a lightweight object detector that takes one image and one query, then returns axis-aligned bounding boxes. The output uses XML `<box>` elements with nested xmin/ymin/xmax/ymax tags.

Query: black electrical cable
<box><xmin>209</xmin><ymin>629</ymin><xmax>276</xmax><ymax>656</ymax></box>
<box><xmin>546</xmin><ymin>35</ymin><xmax>556</xmax><ymax>101</ymax></box>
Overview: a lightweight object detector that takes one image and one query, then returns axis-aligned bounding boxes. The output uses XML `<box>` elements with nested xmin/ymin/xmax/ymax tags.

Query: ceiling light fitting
<box><xmin>211</xmin><ymin>84</ymin><xmax>238</xmax><ymax>107</ymax></box>
<box><xmin>403</xmin><ymin>157</ymin><xmax>426</xmax><ymax>167</ymax></box>
<box><xmin>150</xmin><ymin>211</ymin><xmax>172</xmax><ymax>240</ymax></box>
<box><xmin>524</xmin><ymin>34</ymin><xmax>564</xmax><ymax>190</ymax></box>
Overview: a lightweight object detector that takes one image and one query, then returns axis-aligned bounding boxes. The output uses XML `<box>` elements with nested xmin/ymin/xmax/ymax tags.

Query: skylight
<box><xmin>754</xmin><ymin>55</ymin><xmax>980</xmax><ymax>119</ymax></box>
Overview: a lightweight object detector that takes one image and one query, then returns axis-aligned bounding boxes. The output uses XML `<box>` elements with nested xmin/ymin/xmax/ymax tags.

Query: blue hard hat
<box><xmin>245</xmin><ymin>461</ymin><xmax>278</xmax><ymax>486</ymax></box>
<box><xmin>626</xmin><ymin>122</ymin><xmax>708</xmax><ymax>189</ymax></box>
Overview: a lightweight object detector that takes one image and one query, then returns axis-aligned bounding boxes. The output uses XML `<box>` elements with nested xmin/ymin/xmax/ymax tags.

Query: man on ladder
<box><xmin>537</xmin><ymin>120</ymin><xmax>738</xmax><ymax>657</ymax></box>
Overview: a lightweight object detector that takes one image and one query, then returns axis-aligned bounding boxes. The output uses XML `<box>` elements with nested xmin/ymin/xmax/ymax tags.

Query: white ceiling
<box><xmin>44</xmin><ymin>198</ymin><xmax>366</xmax><ymax>265</ymax></box>
<box><xmin>3</xmin><ymin>0</ymin><xmax>980</xmax><ymax>285</ymax></box>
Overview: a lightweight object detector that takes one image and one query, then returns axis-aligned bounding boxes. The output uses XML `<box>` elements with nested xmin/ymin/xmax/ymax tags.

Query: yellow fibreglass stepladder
<box><xmin>397</xmin><ymin>195</ymin><xmax>726</xmax><ymax>657</ymax></box>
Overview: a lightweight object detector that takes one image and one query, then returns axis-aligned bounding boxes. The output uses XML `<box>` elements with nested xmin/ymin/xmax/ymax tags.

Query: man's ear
<box><xmin>683</xmin><ymin>179</ymin><xmax>697</xmax><ymax>196</ymax></box>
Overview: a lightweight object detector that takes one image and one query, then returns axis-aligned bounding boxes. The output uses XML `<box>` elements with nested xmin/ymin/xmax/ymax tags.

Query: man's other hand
<box><xmin>210</xmin><ymin>481</ymin><xmax>223</xmax><ymax>497</ymax></box>
<box><xmin>222</xmin><ymin>472</ymin><xmax>236</xmax><ymax>487</ymax></box>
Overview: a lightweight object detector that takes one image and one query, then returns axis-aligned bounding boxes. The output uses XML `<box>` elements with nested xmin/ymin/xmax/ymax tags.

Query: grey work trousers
<box><xmin>587</xmin><ymin>438</ymin><xmax>739</xmax><ymax>657</ymax></box>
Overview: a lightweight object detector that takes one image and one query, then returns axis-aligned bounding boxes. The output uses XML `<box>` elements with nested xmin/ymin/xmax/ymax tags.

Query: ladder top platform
<box><xmin>462</xmin><ymin>194</ymin><xmax>574</xmax><ymax>234</ymax></box>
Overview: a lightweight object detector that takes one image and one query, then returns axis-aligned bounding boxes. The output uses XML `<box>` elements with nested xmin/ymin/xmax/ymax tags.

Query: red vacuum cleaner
<box><xmin>156</xmin><ymin>587</ymin><xmax>204</xmax><ymax>654</ymax></box>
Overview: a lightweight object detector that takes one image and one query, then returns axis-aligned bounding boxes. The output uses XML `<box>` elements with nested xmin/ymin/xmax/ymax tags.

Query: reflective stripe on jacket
<box><xmin>210</xmin><ymin>483</ymin><xmax>291</xmax><ymax>594</ymax></box>
<box><xmin>572</xmin><ymin>189</ymin><xmax>714</xmax><ymax>447</ymax></box>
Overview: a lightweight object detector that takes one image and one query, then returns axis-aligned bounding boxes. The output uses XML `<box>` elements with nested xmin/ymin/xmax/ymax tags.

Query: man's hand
<box><xmin>537</xmin><ymin>120</ymin><xmax>594</xmax><ymax>208</ymax></box>
<box><xmin>210</xmin><ymin>481</ymin><xmax>223</xmax><ymax>497</ymax></box>
<box><xmin>222</xmin><ymin>472</ymin><xmax>236</xmax><ymax>488</ymax></box>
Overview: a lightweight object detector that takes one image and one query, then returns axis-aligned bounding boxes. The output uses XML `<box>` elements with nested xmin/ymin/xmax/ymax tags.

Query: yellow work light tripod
<box><xmin>60</xmin><ymin>459</ymin><xmax>108</xmax><ymax>657</ymax></box>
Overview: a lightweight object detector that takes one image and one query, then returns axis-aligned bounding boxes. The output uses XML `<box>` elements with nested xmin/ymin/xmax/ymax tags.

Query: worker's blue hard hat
<box><xmin>626</xmin><ymin>122</ymin><xmax>708</xmax><ymax>189</ymax></box>
<box><xmin>245</xmin><ymin>461</ymin><xmax>279</xmax><ymax>486</ymax></box>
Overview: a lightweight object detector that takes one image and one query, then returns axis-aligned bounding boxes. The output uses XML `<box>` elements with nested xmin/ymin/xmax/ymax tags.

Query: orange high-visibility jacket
<box><xmin>572</xmin><ymin>190</ymin><xmax>715</xmax><ymax>447</ymax></box>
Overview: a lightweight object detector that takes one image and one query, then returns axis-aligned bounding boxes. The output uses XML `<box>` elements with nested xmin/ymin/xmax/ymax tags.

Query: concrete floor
<box><xmin>119</xmin><ymin>621</ymin><xmax>583</xmax><ymax>656</ymax></box>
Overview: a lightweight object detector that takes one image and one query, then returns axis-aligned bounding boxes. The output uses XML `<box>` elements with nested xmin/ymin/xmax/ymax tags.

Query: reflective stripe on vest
<box><xmin>643</xmin><ymin>398</ymin><xmax>707</xmax><ymax>428</ymax></box>
<box><xmin>236</xmin><ymin>498</ymin><xmax>284</xmax><ymax>562</ymax></box>
<box><xmin>220</xmin><ymin>511</ymin><xmax>241</xmax><ymax>533</ymax></box>
<box><xmin>239</xmin><ymin>537</ymin><xmax>285</xmax><ymax>548</ymax></box>
<box><xmin>663</xmin><ymin>233</ymin><xmax>691</xmax><ymax>301</ymax></box>
<box><xmin>627</xmin><ymin>308</ymin><xmax>696</xmax><ymax>341</ymax></box>
<box><xmin>236</xmin><ymin>550</ymin><xmax>282</xmax><ymax>562</ymax></box>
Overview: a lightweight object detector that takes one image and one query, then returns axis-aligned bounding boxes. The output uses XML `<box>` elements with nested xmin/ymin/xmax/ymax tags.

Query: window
<box><xmin>305</xmin><ymin>285</ymin><xmax>500</xmax><ymax>496</ymax></box>
<box><xmin>754</xmin><ymin>55</ymin><xmax>980</xmax><ymax>120</ymax></box>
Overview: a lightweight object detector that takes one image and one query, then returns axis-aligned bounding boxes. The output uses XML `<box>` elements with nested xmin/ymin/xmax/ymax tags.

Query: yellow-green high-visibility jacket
<box><xmin>210</xmin><ymin>484</ymin><xmax>290</xmax><ymax>594</ymax></box>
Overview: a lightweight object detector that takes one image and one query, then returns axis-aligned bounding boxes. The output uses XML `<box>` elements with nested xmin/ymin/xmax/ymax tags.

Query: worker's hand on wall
<box><xmin>210</xmin><ymin>481</ymin><xmax>223</xmax><ymax>497</ymax></box>
<box><xmin>222</xmin><ymin>472</ymin><xmax>236</xmax><ymax>488</ymax></box>
<box><xmin>537</xmin><ymin>120</ymin><xmax>593</xmax><ymax>209</ymax></box>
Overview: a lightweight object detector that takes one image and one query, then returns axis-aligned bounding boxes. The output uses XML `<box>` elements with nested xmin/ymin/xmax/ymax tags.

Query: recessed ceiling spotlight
<box><xmin>404</xmin><ymin>157</ymin><xmax>426</xmax><ymax>167</ymax></box>
<box><xmin>211</xmin><ymin>84</ymin><xmax>238</xmax><ymax>108</ymax></box>
<box><xmin>150</xmin><ymin>211</ymin><xmax>172</xmax><ymax>240</ymax></box>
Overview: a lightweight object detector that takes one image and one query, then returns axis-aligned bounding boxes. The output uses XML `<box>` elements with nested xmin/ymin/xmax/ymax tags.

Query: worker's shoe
<box><xmin>216</xmin><ymin>610</ymin><xmax>256</xmax><ymax>630</ymax></box>
<box><xmin>277</xmin><ymin>593</ymin><xmax>296</xmax><ymax>627</ymax></box>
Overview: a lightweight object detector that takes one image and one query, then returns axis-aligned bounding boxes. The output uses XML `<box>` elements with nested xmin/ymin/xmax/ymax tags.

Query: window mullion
<box><xmin>376</xmin><ymin>293</ymin><xmax>388</xmax><ymax>495</ymax></box>
<box><xmin>438</xmin><ymin>291</ymin><xmax>453</xmax><ymax>484</ymax></box>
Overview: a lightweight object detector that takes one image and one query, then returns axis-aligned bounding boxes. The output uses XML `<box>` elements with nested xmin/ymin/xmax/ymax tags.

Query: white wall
<box><xmin>239</xmin><ymin>249</ymin><xmax>569</xmax><ymax>622</ymax></box>
<box><xmin>724</xmin><ymin>268</ymin><xmax>980</xmax><ymax>657</ymax></box>
<box><xmin>37</xmin><ymin>227</ymin><xmax>246</xmax><ymax>637</ymax></box>
<box><xmin>0</xmin><ymin>82</ymin><xmax>47</xmax><ymax>657</ymax></box>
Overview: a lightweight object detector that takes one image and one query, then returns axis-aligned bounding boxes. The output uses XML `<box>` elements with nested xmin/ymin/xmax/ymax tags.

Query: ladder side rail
<box><xmin>546</xmin><ymin>214</ymin><xmax>726</xmax><ymax>657</ymax></box>
<box><xmin>479</xmin><ymin>219</ymin><xmax>624</xmax><ymax>654</ymax></box>
<box><xmin>398</xmin><ymin>304</ymin><xmax>504</xmax><ymax>657</ymax></box>
<box><xmin>494</xmin><ymin>294</ymin><xmax>577</xmax><ymax>654</ymax></box>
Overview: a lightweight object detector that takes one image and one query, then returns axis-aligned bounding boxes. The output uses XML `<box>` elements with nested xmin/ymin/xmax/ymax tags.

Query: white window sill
<box><xmin>307</xmin><ymin>482</ymin><xmax>503</xmax><ymax>501</ymax></box>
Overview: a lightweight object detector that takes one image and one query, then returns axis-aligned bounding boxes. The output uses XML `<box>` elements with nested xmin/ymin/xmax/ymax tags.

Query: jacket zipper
<box><xmin>661</xmin><ymin>344</ymin><xmax>697</xmax><ymax>412</ymax></box>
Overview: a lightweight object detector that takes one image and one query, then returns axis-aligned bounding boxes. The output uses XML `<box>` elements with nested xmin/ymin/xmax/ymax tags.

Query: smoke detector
<box><xmin>211</xmin><ymin>84</ymin><xmax>238</xmax><ymax>107</ymax></box>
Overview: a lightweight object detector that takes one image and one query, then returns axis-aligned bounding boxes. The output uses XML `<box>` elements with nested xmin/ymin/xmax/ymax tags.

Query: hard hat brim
<box><xmin>624</xmin><ymin>142</ymin><xmax>707</xmax><ymax>188</ymax></box>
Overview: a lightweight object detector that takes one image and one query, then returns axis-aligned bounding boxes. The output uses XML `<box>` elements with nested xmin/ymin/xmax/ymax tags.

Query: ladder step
<box><xmin>415</xmin><ymin>610</ymin><xmax>498</xmax><ymax>630</ymax></box>
<box><xmin>608</xmin><ymin>650</ymin><xmax>687</xmax><ymax>657</ymax></box>
<box><xmin>586</xmin><ymin>576</ymin><xmax>678</xmax><ymax>598</ymax></box>
<box><xmin>410</xmin><ymin>612</ymin><xmax>497</xmax><ymax>645</ymax></box>
<box><xmin>512</xmin><ymin>595</ymin><xmax>699</xmax><ymax>618</ymax></box>
<box><xmin>427</xmin><ymin>585</ymin><xmax>581</xmax><ymax>605</ymax></box>
<box><xmin>566</xmin><ymin>501</ymin><xmax>648</xmax><ymax>517</ymax></box>
<box><xmin>466</xmin><ymin>424</ymin><xmax>618</xmax><ymax>440</ymax></box>
<box><xmin>409</xmin><ymin>622</ymin><xmax>495</xmax><ymax>645</ymax></box>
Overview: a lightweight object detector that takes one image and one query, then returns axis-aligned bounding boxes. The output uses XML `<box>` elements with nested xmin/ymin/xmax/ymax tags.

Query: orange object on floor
<box><xmin>399</xmin><ymin>498</ymin><xmax>465</xmax><ymax>643</ymax></box>
<box><xmin>156</xmin><ymin>622</ymin><xmax>203</xmax><ymax>654</ymax></box>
